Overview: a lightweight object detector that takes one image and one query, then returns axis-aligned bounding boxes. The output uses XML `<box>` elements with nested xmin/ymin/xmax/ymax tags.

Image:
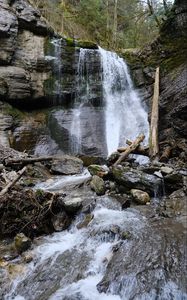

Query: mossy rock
<box><xmin>75</xmin><ymin>40</ymin><xmax>98</xmax><ymax>49</ymax></box>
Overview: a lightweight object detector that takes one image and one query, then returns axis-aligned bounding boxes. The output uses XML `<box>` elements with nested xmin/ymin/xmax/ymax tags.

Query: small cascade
<box><xmin>99</xmin><ymin>47</ymin><xmax>149</xmax><ymax>155</ymax></box>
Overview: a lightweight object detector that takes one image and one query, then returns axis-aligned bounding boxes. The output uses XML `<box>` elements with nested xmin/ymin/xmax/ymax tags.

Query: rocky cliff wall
<box><xmin>123</xmin><ymin>0</ymin><xmax>187</xmax><ymax>159</ymax></box>
<box><xmin>0</xmin><ymin>0</ymin><xmax>99</xmax><ymax>108</ymax></box>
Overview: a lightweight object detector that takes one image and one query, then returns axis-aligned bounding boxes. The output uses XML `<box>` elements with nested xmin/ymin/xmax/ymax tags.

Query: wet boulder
<box><xmin>51</xmin><ymin>211</ymin><xmax>71</xmax><ymax>231</ymax></box>
<box><xmin>88</xmin><ymin>164</ymin><xmax>109</xmax><ymax>177</ymax></box>
<box><xmin>90</xmin><ymin>175</ymin><xmax>106</xmax><ymax>195</ymax></box>
<box><xmin>14</xmin><ymin>233</ymin><xmax>31</xmax><ymax>254</ymax></box>
<box><xmin>130</xmin><ymin>189</ymin><xmax>150</xmax><ymax>205</ymax></box>
<box><xmin>62</xmin><ymin>195</ymin><xmax>83</xmax><ymax>214</ymax></box>
<box><xmin>51</xmin><ymin>155</ymin><xmax>83</xmax><ymax>175</ymax></box>
<box><xmin>111</xmin><ymin>165</ymin><xmax>161</xmax><ymax>195</ymax></box>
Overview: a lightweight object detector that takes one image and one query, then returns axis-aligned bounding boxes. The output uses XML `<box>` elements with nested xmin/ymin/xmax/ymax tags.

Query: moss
<box><xmin>4</xmin><ymin>103</ymin><xmax>25</xmax><ymax>121</ymax></box>
<box><xmin>75</xmin><ymin>39</ymin><xmax>98</xmax><ymax>49</ymax></box>
<box><xmin>65</xmin><ymin>37</ymin><xmax>75</xmax><ymax>47</ymax></box>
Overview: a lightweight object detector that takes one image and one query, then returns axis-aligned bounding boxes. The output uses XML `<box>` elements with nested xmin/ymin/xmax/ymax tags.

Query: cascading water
<box><xmin>99</xmin><ymin>47</ymin><xmax>149</xmax><ymax>155</ymax></box>
<box><xmin>69</xmin><ymin>47</ymin><xmax>149</xmax><ymax>156</ymax></box>
<box><xmin>51</xmin><ymin>38</ymin><xmax>63</xmax><ymax>103</ymax></box>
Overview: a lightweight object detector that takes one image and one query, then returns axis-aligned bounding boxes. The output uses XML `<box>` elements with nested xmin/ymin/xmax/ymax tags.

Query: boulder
<box><xmin>51</xmin><ymin>155</ymin><xmax>83</xmax><ymax>175</ymax></box>
<box><xmin>130</xmin><ymin>189</ymin><xmax>150</xmax><ymax>205</ymax></box>
<box><xmin>88</xmin><ymin>164</ymin><xmax>109</xmax><ymax>177</ymax></box>
<box><xmin>63</xmin><ymin>196</ymin><xmax>83</xmax><ymax>214</ymax></box>
<box><xmin>111</xmin><ymin>166</ymin><xmax>161</xmax><ymax>195</ymax></box>
<box><xmin>51</xmin><ymin>211</ymin><xmax>71</xmax><ymax>231</ymax></box>
<box><xmin>90</xmin><ymin>175</ymin><xmax>106</xmax><ymax>196</ymax></box>
<box><xmin>14</xmin><ymin>233</ymin><xmax>31</xmax><ymax>254</ymax></box>
<box><xmin>161</xmin><ymin>166</ymin><xmax>174</xmax><ymax>175</ymax></box>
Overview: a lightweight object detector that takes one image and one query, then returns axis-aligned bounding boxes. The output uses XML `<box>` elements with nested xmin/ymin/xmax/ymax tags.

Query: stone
<box><xmin>88</xmin><ymin>164</ymin><xmax>109</xmax><ymax>177</ymax></box>
<box><xmin>111</xmin><ymin>166</ymin><xmax>161</xmax><ymax>195</ymax></box>
<box><xmin>63</xmin><ymin>196</ymin><xmax>83</xmax><ymax>214</ymax></box>
<box><xmin>154</xmin><ymin>171</ymin><xmax>163</xmax><ymax>179</ymax></box>
<box><xmin>90</xmin><ymin>175</ymin><xmax>106</xmax><ymax>196</ymax></box>
<box><xmin>14</xmin><ymin>233</ymin><xmax>31</xmax><ymax>254</ymax></box>
<box><xmin>130</xmin><ymin>189</ymin><xmax>150</xmax><ymax>205</ymax></box>
<box><xmin>161</xmin><ymin>166</ymin><xmax>173</xmax><ymax>175</ymax></box>
<box><xmin>51</xmin><ymin>155</ymin><xmax>83</xmax><ymax>175</ymax></box>
<box><xmin>76</xmin><ymin>214</ymin><xmax>94</xmax><ymax>229</ymax></box>
<box><xmin>22</xmin><ymin>253</ymin><xmax>33</xmax><ymax>263</ymax></box>
<box><xmin>51</xmin><ymin>212</ymin><xmax>71</xmax><ymax>231</ymax></box>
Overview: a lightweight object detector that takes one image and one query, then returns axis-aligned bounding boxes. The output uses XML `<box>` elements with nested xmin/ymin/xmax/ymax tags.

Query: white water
<box><xmin>5</xmin><ymin>198</ymin><xmax>146</xmax><ymax>300</ymax></box>
<box><xmin>99</xmin><ymin>47</ymin><xmax>149</xmax><ymax>155</ymax></box>
<box><xmin>70</xmin><ymin>47</ymin><xmax>149</xmax><ymax>156</ymax></box>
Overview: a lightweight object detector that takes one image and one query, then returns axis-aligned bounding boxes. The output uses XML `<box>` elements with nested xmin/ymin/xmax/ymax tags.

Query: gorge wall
<box><xmin>123</xmin><ymin>0</ymin><xmax>187</xmax><ymax>159</ymax></box>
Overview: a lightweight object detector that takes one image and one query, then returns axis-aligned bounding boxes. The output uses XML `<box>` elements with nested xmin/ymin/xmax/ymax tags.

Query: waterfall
<box><xmin>69</xmin><ymin>47</ymin><xmax>149</xmax><ymax>156</ymax></box>
<box><xmin>99</xmin><ymin>47</ymin><xmax>149</xmax><ymax>155</ymax></box>
<box><xmin>52</xmin><ymin>38</ymin><xmax>63</xmax><ymax>102</ymax></box>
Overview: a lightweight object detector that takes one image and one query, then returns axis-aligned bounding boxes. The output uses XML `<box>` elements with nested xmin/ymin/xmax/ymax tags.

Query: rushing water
<box><xmin>99</xmin><ymin>47</ymin><xmax>149</xmax><ymax>154</ymax></box>
<box><xmin>67</xmin><ymin>46</ymin><xmax>149</xmax><ymax>156</ymax></box>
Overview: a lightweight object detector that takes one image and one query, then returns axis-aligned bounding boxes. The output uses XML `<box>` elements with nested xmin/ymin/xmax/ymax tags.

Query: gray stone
<box><xmin>51</xmin><ymin>211</ymin><xmax>71</xmax><ymax>231</ymax></box>
<box><xmin>161</xmin><ymin>166</ymin><xmax>173</xmax><ymax>175</ymax></box>
<box><xmin>51</xmin><ymin>155</ymin><xmax>83</xmax><ymax>175</ymax></box>
<box><xmin>111</xmin><ymin>166</ymin><xmax>161</xmax><ymax>195</ymax></box>
<box><xmin>63</xmin><ymin>196</ymin><xmax>83</xmax><ymax>214</ymax></box>
<box><xmin>90</xmin><ymin>175</ymin><xmax>106</xmax><ymax>195</ymax></box>
<box><xmin>130</xmin><ymin>189</ymin><xmax>150</xmax><ymax>205</ymax></box>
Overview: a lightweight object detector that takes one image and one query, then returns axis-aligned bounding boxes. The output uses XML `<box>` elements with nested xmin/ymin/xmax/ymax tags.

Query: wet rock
<box><xmin>51</xmin><ymin>155</ymin><xmax>83</xmax><ymax>175</ymax></box>
<box><xmin>130</xmin><ymin>189</ymin><xmax>150</xmax><ymax>205</ymax></box>
<box><xmin>22</xmin><ymin>253</ymin><xmax>33</xmax><ymax>264</ymax></box>
<box><xmin>90</xmin><ymin>175</ymin><xmax>106</xmax><ymax>195</ymax></box>
<box><xmin>120</xmin><ymin>231</ymin><xmax>131</xmax><ymax>240</ymax></box>
<box><xmin>78</xmin><ymin>155</ymin><xmax>107</xmax><ymax>167</ymax></box>
<box><xmin>107</xmin><ymin>151</ymin><xmax>120</xmax><ymax>165</ymax></box>
<box><xmin>154</xmin><ymin>171</ymin><xmax>163</xmax><ymax>179</ymax></box>
<box><xmin>164</xmin><ymin>172</ymin><xmax>184</xmax><ymax>193</ymax></box>
<box><xmin>88</xmin><ymin>164</ymin><xmax>109</xmax><ymax>177</ymax></box>
<box><xmin>111</xmin><ymin>165</ymin><xmax>161</xmax><ymax>195</ymax></box>
<box><xmin>51</xmin><ymin>212</ymin><xmax>71</xmax><ymax>231</ymax></box>
<box><xmin>76</xmin><ymin>214</ymin><xmax>94</xmax><ymax>229</ymax></box>
<box><xmin>158</xmin><ymin>189</ymin><xmax>187</xmax><ymax>217</ymax></box>
<box><xmin>161</xmin><ymin>166</ymin><xmax>173</xmax><ymax>175</ymax></box>
<box><xmin>63</xmin><ymin>196</ymin><xmax>83</xmax><ymax>214</ymax></box>
<box><xmin>14</xmin><ymin>233</ymin><xmax>31</xmax><ymax>254</ymax></box>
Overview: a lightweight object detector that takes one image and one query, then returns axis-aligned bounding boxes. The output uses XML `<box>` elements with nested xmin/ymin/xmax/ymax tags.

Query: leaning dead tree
<box><xmin>114</xmin><ymin>134</ymin><xmax>145</xmax><ymax>166</ymax></box>
<box><xmin>149</xmin><ymin>66</ymin><xmax>160</xmax><ymax>159</ymax></box>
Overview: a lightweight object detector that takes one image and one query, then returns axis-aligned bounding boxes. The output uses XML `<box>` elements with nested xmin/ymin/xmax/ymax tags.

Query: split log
<box><xmin>0</xmin><ymin>166</ymin><xmax>27</xmax><ymax>196</ymax></box>
<box><xmin>114</xmin><ymin>134</ymin><xmax>145</xmax><ymax>166</ymax></box>
<box><xmin>5</xmin><ymin>156</ymin><xmax>54</xmax><ymax>166</ymax></box>
<box><xmin>149</xmin><ymin>67</ymin><xmax>159</xmax><ymax>159</ymax></box>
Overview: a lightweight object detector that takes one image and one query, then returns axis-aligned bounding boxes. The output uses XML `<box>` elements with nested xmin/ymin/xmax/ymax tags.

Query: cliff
<box><xmin>123</xmin><ymin>0</ymin><xmax>187</xmax><ymax>159</ymax></box>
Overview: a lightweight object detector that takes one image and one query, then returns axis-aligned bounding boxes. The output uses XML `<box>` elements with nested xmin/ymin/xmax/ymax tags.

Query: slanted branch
<box><xmin>149</xmin><ymin>67</ymin><xmax>159</xmax><ymax>159</ymax></box>
<box><xmin>0</xmin><ymin>166</ymin><xmax>27</xmax><ymax>196</ymax></box>
<box><xmin>113</xmin><ymin>134</ymin><xmax>145</xmax><ymax>166</ymax></box>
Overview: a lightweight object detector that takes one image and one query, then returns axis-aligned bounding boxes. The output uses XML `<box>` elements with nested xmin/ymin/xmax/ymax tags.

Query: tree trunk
<box><xmin>149</xmin><ymin>67</ymin><xmax>159</xmax><ymax>159</ymax></box>
<box><xmin>114</xmin><ymin>134</ymin><xmax>145</xmax><ymax>166</ymax></box>
<box><xmin>112</xmin><ymin>0</ymin><xmax>118</xmax><ymax>48</ymax></box>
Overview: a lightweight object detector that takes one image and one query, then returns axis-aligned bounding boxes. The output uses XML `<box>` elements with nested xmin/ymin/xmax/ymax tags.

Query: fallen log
<box><xmin>5</xmin><ymin>156</ymin><xmax>54</xmax><ymax>166</ymax></box>
<box><xmin>117</xmin><ymin>145</ymin><xmax>149</xmax><ymax>156</ymax></box>
<box><xmin>0</xmin><ymin>166</ymin><xmax>27</xmax><ymax>196</ymax></box>
<box><xmin>114</xmin><ymin>134</ymin><xmax>145</xmax><ymax>166</ymax></box>
<box><xmin>149</xmin><ymin>67</ymin><xmax>159</xmax><ymax>159</ymax></box>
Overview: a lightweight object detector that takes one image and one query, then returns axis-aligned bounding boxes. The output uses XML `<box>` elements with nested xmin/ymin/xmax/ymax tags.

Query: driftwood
<box><xmin>149</xmin><ymin>67</ymin><xmax>159</xmax><ymax>159</ymax></box>
<box><xmin>0</xmin><ymin>166</ymin><xmax>27</xmax><ymax>196</ymax></box>
<box><xmin>114</xmin><ymin>134</ymin><xmax>145</xmax><ymax>166</ymax></box>
<box><xmin>5</xmin><ymin>156</ymin><xmax>54</xmax><ymax>166</ymax></box>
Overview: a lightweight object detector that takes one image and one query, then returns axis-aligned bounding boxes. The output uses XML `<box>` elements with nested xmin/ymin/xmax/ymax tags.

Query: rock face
<box><xmin>0</xmin><ymin>0</ymin><xmax>100</xmax><ymax>108</ymax></box>
<box><xmin>123</xmin><ymin>0</ymin><xmax>187</xmax><ymax>160</ymax></box>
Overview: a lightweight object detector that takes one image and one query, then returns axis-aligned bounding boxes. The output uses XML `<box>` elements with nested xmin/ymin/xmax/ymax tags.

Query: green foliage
<box><xmin>31</xmin><ymin>0</ymin><xmax>174</xmax><ymax>50</ymax></box>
